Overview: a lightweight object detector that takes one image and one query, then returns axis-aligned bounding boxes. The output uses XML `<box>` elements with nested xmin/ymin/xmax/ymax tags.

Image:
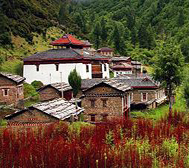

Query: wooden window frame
<box><xmin>90</xmin><ymin>99</ymin><xmax>96</xmax><ymax>108</ymax></box>
<box><xmin>2</xmin><ymin>89</ymin><xmax>9</xmax><ymax>96</ymax></box>
<box><xmin>36</xmin><ymin>65</ymin><xmax>39</xmax><ymax>71</ymax></box>
<box><xmin>141</xmin><ymin>92</ymin><xmax>148</xmax><ymax>102</ymax></box>
<box><xmin>55</xmin><ymin>64</ymin><xmax>59</xmax><ymax>71</ymax></box>
<box><xmin>86</xmin><ymin>64</ymin><xmax>89</xmax><ymax>72</ymax></box>
<box><xmin>104</xmin><ymin>64</ymin><xmax>107</xmax><ymax>72</ymax></box>
<box><xmin>101</xmin><ymin>98</ymin><xmax>108</xmax><ymax>107</ymax></box>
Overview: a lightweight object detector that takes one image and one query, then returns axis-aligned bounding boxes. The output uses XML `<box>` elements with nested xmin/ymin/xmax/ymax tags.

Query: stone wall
<box><xmin>0</xmin><ymin>76</ymin><xmax>24</xmax><ymax>106</ymax></box>
<box><xmin>82</xmin><ymin>86</ymin><xmax>124</xmax><ymax>121</ymax></box>
<box><xmin>132</xmin><ymin>89</ymin><xmax>157</xmax><ymax>103</ymax></box>
<box><xmin>7</xmin><ymin>109</ymin><xmax>58</xmax><ymax>124</ymax></box>
<box><xmin>39</xmin><ymin>87</ymin><xmax>61</xmax><ymax>101</ymax></box>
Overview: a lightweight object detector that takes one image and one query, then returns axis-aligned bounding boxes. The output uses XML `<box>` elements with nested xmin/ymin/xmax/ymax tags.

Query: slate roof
<box><xmin>5</xmin><ymin>98</ymin><xmax>84</xmax><ymax>121</ymax></box>
<box><xmin>81</xmin><ymin>76</ymin><xmax>159</xmax><ymax>91</ymax></box>
<box><xmin>112</xmin><ymin>63</ymin><xmax>133</xmax><ymax>69</ymax></box>
<box><xmin>83</xmin><ymin>79</ymin><xmax>131</xmax><ymax>93</ymax></box>
<box><xmin>38</xmin><ymin>82</ymin><xmax>72</xmax><ymax>92</ymax></box>
<box><xmin>111</xmin><ymin>57</ymin><xmax>131</xmax><ymax>61</ymax></box>
<box><xmin>97</xmin><ymin>47</ymin><xmax>114</xmax><ymax>52</ymax></box>
<box><xmin>114</xmin><ymin>76</ymin><xmax>159</xmax><ymax>88</ymax></box>
<box><xmin>24</xmin><ymin>49</ymin><xmax>81</xmax><ymax>61</ymax></box>
<box><xmin>81</xmin><ymin>78</ymin><xmax>104</xmax><ymax>89</ymax></box>
<box><xmin>24</xmin><ymin>48</ymin><xmax>109</xmax><ymax>62</ymax></box>
<box><xmin>0</xmin><ymin>73</ymin><xmax>25</xmax><ymax>84</ymax></box>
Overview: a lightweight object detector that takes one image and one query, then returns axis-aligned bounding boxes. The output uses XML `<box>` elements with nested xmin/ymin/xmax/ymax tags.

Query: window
<box><xmin>2</xmin><ymin>89</ymin><xmax>9</xmax><ymax>96</ymax></box>
<box><xmin>90</xmin><ymin>99</ymin><xmax>96</xmax><ymax>108</ymax></box>
<box><xmin>141</xmin><ymin>93</ymin><xmax>147</xmax><ymax>102</ymax></box>
<box><xmin>91</xmin><ymin>114</ymin><xmax>96</xmax><ymax>122</ymax></box>
<box><xmin>36</xmin><ymin>65</ymin><xmax>39</xmax><ymax>71</ymax></box>
<box><xmin>55</xmin><ymin>64</ymin><xmax>59</xmax><ymax>71</ymax></box>
<box><xmin>102</xmin><ymin>99</ymin><xmax>107</xmax><ymax>107</ymax></box>
<box><xmin>86</xmin><ymin>65</ymin><xmax>89</xmax><ymax>72</ymax></box>
<box><xmin>104</xmin><ymin>64</ymin><xmax>107</xmax><ymax>71</ymax></box>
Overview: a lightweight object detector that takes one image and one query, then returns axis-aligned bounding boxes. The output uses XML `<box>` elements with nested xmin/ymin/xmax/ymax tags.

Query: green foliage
<box><xmin>0</xmin><ymin>60</ymin><xmax>23</xmax><ymax>76</ymax></box>
<box><xmin>68</xmin><ymin>68</ymin><xmax>81</xmax><ymax>97</ymax></box>
<box><xmin>0</xmin><ymin>119</ymin><xmax>7</xmax><ymax>127</ymax></box>
<box><xmin>23</xmin><ymin>83</ymin><xmax>39</xmax><ymax>99</ymax></box>
<box><xmin>31</xmin><ymin>80</ymin><xmax>44</xmax><ymax>90</ymax></box>
<box><xmin>162</xmin><ymin>138</ymin><xmax>179</xmax><ymax>158</ymax></box>
<box><xmin>152</xmin><ymin>40</ymin><xmax>184</xmax><ymax>109</ymax></box>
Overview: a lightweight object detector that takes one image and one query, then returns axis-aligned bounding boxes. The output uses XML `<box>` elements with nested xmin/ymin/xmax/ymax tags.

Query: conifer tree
<box><xmin>92</xmin><ymin>22</ymin><xmax>101</xmax><ymax>49</ymax></box>
<box><xmin>100</xmin><ymin>17</ymin><xmax>107</xmax><ymax>42</ymax></box>
<box><xmin>68</xmin><ymin>69</ymin><xmax>81</xmax><ymax>97</ymax></box>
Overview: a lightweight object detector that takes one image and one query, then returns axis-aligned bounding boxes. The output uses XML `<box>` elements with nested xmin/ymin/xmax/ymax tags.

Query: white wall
<box><xmin>114</xmin><ymin>70</ymin><xmax>132</xmax><ymax>77</ymax></box>
<box><xmin>24</xmin><ymin>63</ymin><xmax>92</xmax><ymax>84</ymax></box>
<box><xmin>102</xmin><ymin>63</ymin><xmax>110</xmax><ymax>78</ymax></box>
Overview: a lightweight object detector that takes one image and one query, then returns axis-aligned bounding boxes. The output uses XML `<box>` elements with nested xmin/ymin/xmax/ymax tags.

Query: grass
<box><xmin>131</xmin><ymin>86</ymin><xmax>186</xmax><ymax>121</ymax></box>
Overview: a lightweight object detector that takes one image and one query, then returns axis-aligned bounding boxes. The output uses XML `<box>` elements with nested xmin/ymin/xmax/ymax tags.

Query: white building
<box><xmin>23</xmin><ymin>48</ymin><xmax>110</xmax><ymax>84</ymax></box>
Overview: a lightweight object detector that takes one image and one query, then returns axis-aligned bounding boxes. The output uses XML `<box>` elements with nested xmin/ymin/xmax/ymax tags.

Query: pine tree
<box><xmin>92</xmin><ymin>22</ymin><xmax>101</xmax><ymax>49</ymax></box>
<box><xmin>68</xmin><ymin>69</ymin><xmax>81</xmax><ymax>97</ymax></box>
<box><xmin>177</xmin><ymin>10</ymin><xmax>184</xmax><ymax>27</ymax></box>
<box><xmin>100</xmin><ymin>17</ymin><xmax>107</xmax><ymax>42</ymax></box>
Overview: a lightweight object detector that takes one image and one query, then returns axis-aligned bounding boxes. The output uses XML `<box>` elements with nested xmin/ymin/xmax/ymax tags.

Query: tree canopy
<box><xmin>152</xmin><ymin>40</ymin><xmax>184</xmax><ymax>110</ymax></box>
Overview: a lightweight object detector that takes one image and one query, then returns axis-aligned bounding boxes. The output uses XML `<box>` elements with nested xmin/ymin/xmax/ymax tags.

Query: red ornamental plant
<box><xmin>1</xmin><ymin>111</ymin><xmax>189</xmax><ymax>167</ymax></box>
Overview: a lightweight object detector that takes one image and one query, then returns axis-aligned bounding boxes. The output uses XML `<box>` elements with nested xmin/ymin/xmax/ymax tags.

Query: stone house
<box><xmin>115</xmin><ymin>75</ymin><xmax>166</xmax><ymax>109</ymax></box>
<box><xmin>82</xmin><ymin>80</ymin><xmax>131</xmax><ymax>122</ymax></box>
<box><xmin>0</xmin><ymin>73</ymin><xmax>25</xmax><ymax>106</ymax></box>
<box><xmin>5</xmin><ymin>98</ymin><xmax>84</xmax><ymax>126</ymax></box>
<box><xmin>38</xmin><ymin>82</ymin><xmax>73</xmax><ymax>102</ymax></box>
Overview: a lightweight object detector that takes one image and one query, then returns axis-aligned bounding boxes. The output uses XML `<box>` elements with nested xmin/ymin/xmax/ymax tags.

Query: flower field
<box><xmin>1</xmin><ymin>111</ymin><xmax>189</xmax><ymax>168</ymax></box>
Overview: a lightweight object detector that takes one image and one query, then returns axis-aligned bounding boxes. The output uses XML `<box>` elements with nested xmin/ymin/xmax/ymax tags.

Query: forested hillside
<box><xmin>1</xmin><ymin>0</ymin><xmax>189</xmax><ymax>74</ymax></box>
<box><xmin>69</xmin><ymin>0</ymin><xmax>189</xmax><ymax>62</ymax></box>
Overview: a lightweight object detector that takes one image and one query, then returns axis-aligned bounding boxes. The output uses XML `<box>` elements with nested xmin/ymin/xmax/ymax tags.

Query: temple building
<box><xmin>23</xmin><ymin>34</ymin><xmax>110</xmax><ymax>84</ymax></box>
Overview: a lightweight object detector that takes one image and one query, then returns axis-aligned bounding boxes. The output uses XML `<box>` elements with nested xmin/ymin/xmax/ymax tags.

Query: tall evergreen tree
<box><xmin>100</xmin><ymin>17</ymin><xmax>107</xmax><ymax>42</ymax></box>
<box><xmin>177</xmin><ymin>10</ymin><xmax>184</xmax><ymax>27</ymax></box>
<box><xmin>92</xmin><ymin>22</ymin><xmax>101</xmax><ymax>49</ymax></box>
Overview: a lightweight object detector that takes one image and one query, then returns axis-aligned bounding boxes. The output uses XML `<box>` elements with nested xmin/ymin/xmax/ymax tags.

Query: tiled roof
<box><xmin>112</xmin><ymin>63</ymin><xmax>133</xmax><ymax>69</ymax></box>
<box><xmin>38</xmin><ymin>82</ymin><xmax>72</xmax><ymax>92</ymax></box>
<box><xmin>24</xmin><ymin>48</ymin><xmax>110</xmax><ymax>62</ymax></box>
<box><xmin>51</xmin><ymin>34</ymin><xmax>85</xmax><ymax>46</ymax></box>
<box><xmin>24</xmin><ymin>49</ymin><xmax>81</xmax><ymax>61</ymax></box>
<box><xmin>0</xmin><ymin>73</ymin><xmax>25</xmax><ymax>84</ymax></box>
<box><xmin>114</xmin><ymin>76</ymin><xmax>159</xmax><ymax>88</ymax></box>
<box><xmin>81</xmin><ymin>78</ymin><xmax>104</xmax><ymax>89</ymax></box>
<box><xmin>111</xmin><ymin>57</ymin><xmax>131</xmax><ymax>61</ymax></box>
<box><xmin>97</xmin><ymin>47</ymin><xmax>114</xmax><ymax>52</ymax></box>
<box><xmin>5</xmin><ymin>98</ymin><xmax>84</xmax><ymax>120</ymax></box>
<box><xmin>83</xmin><ymin>79</ymin><xmax>131</xmax><ymax>92</ymax></box>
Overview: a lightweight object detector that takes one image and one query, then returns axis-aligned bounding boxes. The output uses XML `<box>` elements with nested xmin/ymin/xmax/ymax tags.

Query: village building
<box><xmin>110</xmin><ymin>57</ymin><xmax>143</xmax><ymax>77</ymax></box>
<box><xmin>5</xmin><ymin>98</ymin><xmax>84</xmax><ymax>126</ymax></box>
<box><xmin>114</xmin><ymin>75</ymin><xmax>166</xmax><ymax>109</ymax></box>
<box><xmin>38</xmin><ymin>82</ymin><xmax>73</xmax><ymax>102</ymax></box>
<box><xmin>81</xmin><ymin>80</ymin><xmax>131</xmax><ymax>122</ymax></box>
<box><xmin>97</xmin><ymin>47</ymin><xmax>114</xmax><ymax>57</ymax></box>
<box><xmin>23</xmin><ymin>34</ymin><xmax>110</xmax><ymax>84</ymax></box>
<box><xmin>111</xmin><ymin>57</ymin><xmax>131</xmax><ymax>65</ymax></box>
<box><xmin>111</xmin><ymin>62</ymin><xmax>133</xmax><ymax>77</ymax></box>
<box><xmin>0</xmin><ymin>73</ymin><xmax>25</xmax><ymax>106</ymax></box>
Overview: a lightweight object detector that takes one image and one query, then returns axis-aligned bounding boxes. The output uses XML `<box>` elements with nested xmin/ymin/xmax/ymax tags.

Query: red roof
<box><xmin>51</xmin><ymin>34</ymin><xmax>85</xmax><ymax>46</ymax></box>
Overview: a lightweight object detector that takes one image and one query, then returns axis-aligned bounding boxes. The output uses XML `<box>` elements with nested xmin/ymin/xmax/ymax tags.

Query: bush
<box><xmin>23</xmin><ymin>83</ymin><xmax>39</xmax><ymax>100</ymax></box>
<box><xmin>31</xmin><ymin>80</ymin><xmax>44</xmax><ymax>90</ymax></box>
